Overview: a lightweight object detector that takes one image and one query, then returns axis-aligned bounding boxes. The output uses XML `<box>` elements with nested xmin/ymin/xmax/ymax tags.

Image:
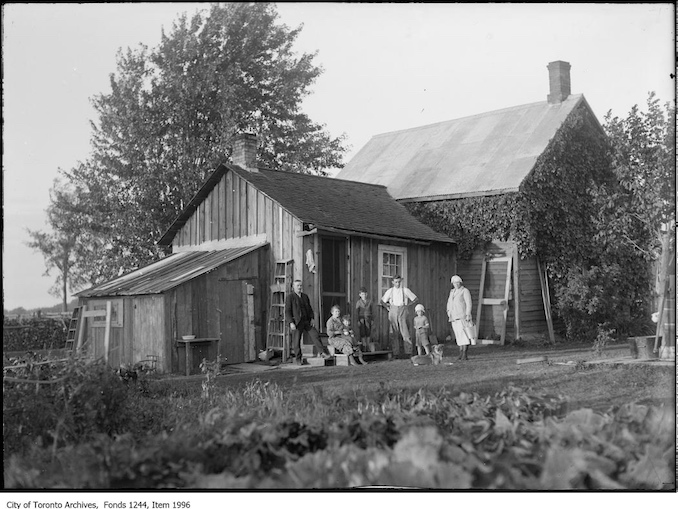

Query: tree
<box><xmin>26</xmin><ymin>178</ymin><xmax>84</xmax><ymax>311</ymax></box>
<box><xmin>602</xmin><ymin>92</ymin><xmax>675</xmax><ymax>256</ymax></box>
<box><xmin>48</xmin><ymin>2</ymin><xmax>346</xmax><ymax>286</ymax></box>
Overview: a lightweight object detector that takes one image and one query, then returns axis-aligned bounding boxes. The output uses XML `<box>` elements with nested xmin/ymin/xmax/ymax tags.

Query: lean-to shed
<box><xmin>337</xmin><ymin>61</ymin><xmax>610</xmax><ymax>343</ymax></box>
<box><xmin>76</xmin><ymin>135</ymin><xmax>456</xmax><ymax>371</ymax></box>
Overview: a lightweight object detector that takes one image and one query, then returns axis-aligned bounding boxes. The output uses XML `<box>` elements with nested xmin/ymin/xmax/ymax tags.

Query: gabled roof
<box><xmin>158</xmin><ymin>165</ymin><xmax>454</xmax><ymax>246</ymax></box>
<box><xmin>75</xmin><ymin>243</ymin><xmax>266</xmax><ymax>297</ymax></box>
<box><xmin>336</xmin><ymin>94</ymin><xmax>601</xmax><ymax>202</ymax></box>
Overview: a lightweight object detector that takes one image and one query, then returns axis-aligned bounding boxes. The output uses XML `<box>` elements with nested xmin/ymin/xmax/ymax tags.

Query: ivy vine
<box><xmin>406</xmin><ymin>103</ymin><xmax>652</xmax><ymax>340</ymax></box>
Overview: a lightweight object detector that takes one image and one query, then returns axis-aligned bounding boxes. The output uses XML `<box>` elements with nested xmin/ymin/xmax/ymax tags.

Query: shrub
<box><xmin>3</xmin><ymin>355</ymin><xmax>130</xmax><ymax>456</ymax></box>
<box><xmin>3</xmin><ymin>316</ymin><xmax>68</xmax><ymax>352</ymax></box>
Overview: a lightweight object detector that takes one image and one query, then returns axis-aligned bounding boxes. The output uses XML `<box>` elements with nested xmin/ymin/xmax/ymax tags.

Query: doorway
<box><xmin>320</xmin><ymin>236</ymin><xmax>348</xmax><ymax>331</ymax></box>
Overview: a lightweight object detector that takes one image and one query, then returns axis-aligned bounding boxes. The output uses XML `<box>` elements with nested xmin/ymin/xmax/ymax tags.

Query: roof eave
<box><xmin>397</xmin><ymin>188</ymin><xmax>520</xmax><ymax>203</ymax></box>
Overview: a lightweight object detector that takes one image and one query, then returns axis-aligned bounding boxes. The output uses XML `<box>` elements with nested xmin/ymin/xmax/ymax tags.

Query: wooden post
<box><xmin>499</xmin><ymin>255</ymin><xmax>513</xmax><ymax>345</ymax></box>
<box><xmin>243</xmin><ymin>281</ymin><xmax>256</xmax><ymax>361</ymax></box>
<box><xmin>103</xmin><ymin>300</ymin><xmax>112</xmax><ymax>364</ymax></box>
<box><xmin>76</xmin><ymin>305</ymin><xmax>87</xmax><ymax>350</ymax></box>
<box><xmin>512</xmin><ymin>245</ymin><xmax>521</xmax><ymax>341</ymax></box>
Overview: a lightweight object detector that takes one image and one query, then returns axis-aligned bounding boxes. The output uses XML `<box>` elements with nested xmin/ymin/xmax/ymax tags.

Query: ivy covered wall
<box><xmin>406</xmin><ymin>102</ymin><xmax>650</xmax><ymax>341</ymax></box>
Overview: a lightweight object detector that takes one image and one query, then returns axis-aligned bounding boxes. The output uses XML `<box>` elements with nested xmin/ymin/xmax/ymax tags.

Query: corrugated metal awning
<box><xmin>76</xmin><ymin>243</ymin><xmax>267</xmax><ymax>298</ymax></box>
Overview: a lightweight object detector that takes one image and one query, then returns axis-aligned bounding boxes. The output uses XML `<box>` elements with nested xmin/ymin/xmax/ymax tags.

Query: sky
<box><xmin>2</xmin><ymin>3</ymin><xmax>675</xmax><ymax>311</ymax></box>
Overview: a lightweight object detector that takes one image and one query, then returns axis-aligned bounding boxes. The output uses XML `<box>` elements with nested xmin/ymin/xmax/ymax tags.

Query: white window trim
<box><xmin>378</xmin><ymin>244</ymin><xmax>408</xmax><ymax>298</ymax></box>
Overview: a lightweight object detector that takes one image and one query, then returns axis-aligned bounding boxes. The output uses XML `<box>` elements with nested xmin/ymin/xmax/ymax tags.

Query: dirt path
<box><xmin>194</xmin><ymin>341</ymin><xmax>674</xmax><ymax>412</ymax></box>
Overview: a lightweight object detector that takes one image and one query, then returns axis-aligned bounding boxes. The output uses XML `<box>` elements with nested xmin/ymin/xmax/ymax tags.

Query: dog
<box><xmin>410</xmin><ymin>344</ymin><xmax>444</xmax><ymax>366</ymax></box>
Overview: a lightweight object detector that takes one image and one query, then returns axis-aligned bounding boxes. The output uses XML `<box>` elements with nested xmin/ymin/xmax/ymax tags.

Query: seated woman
<box><xmin>326</xmin><ymin>306</ymin><xmax>367</xmax><ymax>365</ymax></box>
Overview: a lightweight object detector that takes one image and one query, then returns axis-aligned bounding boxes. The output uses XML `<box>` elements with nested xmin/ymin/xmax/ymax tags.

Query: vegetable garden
<box><xmin>3</xmin><ymin>337</ymin><xmax>675</xmax><ymax>490</ymax></box>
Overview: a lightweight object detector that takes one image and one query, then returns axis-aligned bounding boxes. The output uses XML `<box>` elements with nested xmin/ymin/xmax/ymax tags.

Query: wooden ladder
<box><xmin>476</xmin><ymin>252</ymin><xmax>513</xmax><ymax>345</ymax></box>
<box><xmin>266</xmin><ymin>259</ymin><xmax>294</xmax><ymax>362</ymax></box>
<box><xmin>65</xmin><ymin>306</ymin><xmax>82</xmax><ymax>351</ymax></box>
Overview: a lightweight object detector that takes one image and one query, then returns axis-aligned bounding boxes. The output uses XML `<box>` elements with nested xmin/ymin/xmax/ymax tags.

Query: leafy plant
<box><xmin>3</xmin><ymin>317</ymin><xmax>68</xmax><ymax>352</ymax></box>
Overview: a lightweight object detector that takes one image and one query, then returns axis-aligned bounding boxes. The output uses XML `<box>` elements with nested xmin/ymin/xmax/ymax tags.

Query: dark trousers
<box><xmin>358</xmin><ymin>317</ymin><xmax>372</xmax><ymax>341</ymax></box>
<box><xmin>291</xmin><ymin>325</ymin><xmax>324</xmax><ymax>360</ymax></box>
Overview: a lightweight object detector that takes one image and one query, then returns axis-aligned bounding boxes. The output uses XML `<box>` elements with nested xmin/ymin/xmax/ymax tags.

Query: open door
<box><xmin>319</xmin><ymin>236</ymin><xmax>348</xmax><ymax>330</ymax></box>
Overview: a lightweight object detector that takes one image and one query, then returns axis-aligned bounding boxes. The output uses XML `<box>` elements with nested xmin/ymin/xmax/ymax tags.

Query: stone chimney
<box><xmin>232</xmin><ymin>133</ymin><xmax>258</xmax><ymax>172</ymax></box>
<box><xmin>547</xmin><ymin>60</ymin><xmax>571</xmax><ymax>104</ymax></box>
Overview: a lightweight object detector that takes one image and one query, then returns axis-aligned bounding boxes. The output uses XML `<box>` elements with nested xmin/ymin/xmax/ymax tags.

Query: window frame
<box><xmin>378</xmin><ymin>245</ymin><xmax>408</xmax><ymax>300</ymax></box>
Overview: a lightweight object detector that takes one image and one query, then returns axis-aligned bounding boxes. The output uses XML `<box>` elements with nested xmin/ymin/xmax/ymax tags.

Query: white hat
<box><xmin>451</xmin><ymin>275</ymin><xmax>463</xmax><ymax>283</ymax></box>
<box><xmin>414</xmin><ymin>304</ymin><xmax>425</xmax><ymax>313</ymax></box>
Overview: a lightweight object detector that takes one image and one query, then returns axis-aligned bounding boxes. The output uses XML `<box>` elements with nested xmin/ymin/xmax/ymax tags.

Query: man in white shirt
<box><xmin>381</xmin><ymin>275</ymin><xmax>418</xmax><ymax>355</ymax></box>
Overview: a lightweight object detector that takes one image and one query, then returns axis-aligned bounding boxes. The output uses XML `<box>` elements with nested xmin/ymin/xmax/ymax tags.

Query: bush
<box><xmin>3</xmin><ymin>355</ymin><xmax>130</xmax><ymax>456</ymax></box>
<box><xmin>3</xmin><ymin>316</ymin><xmax>68</xmax><ymax>352</ymax></box>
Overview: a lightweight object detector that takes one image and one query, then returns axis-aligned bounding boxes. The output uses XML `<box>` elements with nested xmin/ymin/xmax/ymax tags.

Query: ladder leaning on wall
<box><xmin>266</xmin><ymin>259</ymin><xmax>294</xmax><ymax>362</ymax></box>
<box><xmin>65</xmin><ymin>306</ymin><xmax>83</xmax><ymax>351</ymax></box>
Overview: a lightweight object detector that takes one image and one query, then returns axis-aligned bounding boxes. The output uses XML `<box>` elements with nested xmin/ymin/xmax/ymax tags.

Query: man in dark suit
<box><xmin>285</xmin><ymin>279</ymin><xmax>331</xmax><ymax>365</ymax></box>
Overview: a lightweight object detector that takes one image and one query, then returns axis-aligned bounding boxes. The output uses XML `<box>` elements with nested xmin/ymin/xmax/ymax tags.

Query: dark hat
<box><xmin>359</xmin><ymin>286</ymin><xmax>368</xmax><ymax>292</ymax></box>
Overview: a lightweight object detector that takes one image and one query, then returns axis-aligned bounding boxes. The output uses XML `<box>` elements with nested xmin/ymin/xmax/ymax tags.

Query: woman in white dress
<box><xmin>446</xmin><ymin>275</ymin><xmax>473</xmax><ymax>360</ymax></box>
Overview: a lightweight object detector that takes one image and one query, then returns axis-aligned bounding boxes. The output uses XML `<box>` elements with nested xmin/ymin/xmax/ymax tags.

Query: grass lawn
<box><xmin>172</xmin><ymin>340</ymin><xmax>676</xmax><ymax>413</ymax></box>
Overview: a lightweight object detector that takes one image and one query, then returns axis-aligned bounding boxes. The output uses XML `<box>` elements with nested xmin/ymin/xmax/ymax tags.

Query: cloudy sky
<box><xmin>3</xmin><ymin>3</ymin><xmax>674</xmax><ymax>310</ymax></box>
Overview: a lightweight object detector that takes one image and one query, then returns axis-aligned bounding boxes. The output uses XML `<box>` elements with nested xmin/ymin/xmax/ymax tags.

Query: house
<box><xmin>75</xmin><ymin>134</ymin><xmax>456</xmax><ymax>372</ymax></box>
<box><xmin>337</xmin><ymin>61</ymin><xmax>611</xmax><ymax>343</ymax></box>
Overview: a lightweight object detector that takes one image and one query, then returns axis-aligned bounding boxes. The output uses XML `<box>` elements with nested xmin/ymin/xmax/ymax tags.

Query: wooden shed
<box><xmin>75</xmin><ymin>134</ymin><xmax>456</xmax><ymax>371</ymax></box>
<box><xmin>75</xmin><ymin>244</ymin><xmax>269</xmax><ymax>374</ymax></box>
<box><xmin>337</xmin><ymin>61</ymin><xmax>607</xmax><ymax>344</ymax></box>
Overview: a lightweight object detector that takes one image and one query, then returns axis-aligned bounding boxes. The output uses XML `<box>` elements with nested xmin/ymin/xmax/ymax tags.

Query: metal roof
<box><xmin>337</xmin><ymin>95</ymin><xmax>598</xmax><ymax>201</ymax></box>
<box><xmin>76</xmin><ymin>243</ymin><xmax>266</xmax><ymax>298</ymax></box>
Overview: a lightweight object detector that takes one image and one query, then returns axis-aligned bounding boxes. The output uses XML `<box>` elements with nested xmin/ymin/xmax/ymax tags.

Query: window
<box><xmin>90</xmin><ymin>299</ymin><xmax>123</xmax><ymax>328</ymax></box>
<box><xmin>378</xmin><ymin>245</ymin><xmax>407</xmax><ymax>299</ymax></box>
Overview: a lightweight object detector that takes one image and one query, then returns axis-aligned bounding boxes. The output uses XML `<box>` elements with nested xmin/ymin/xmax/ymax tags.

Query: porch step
<box><xmin>305</xmin><ymin>357</ymin><xmax>331</xmax><ymax>367</ymax></box>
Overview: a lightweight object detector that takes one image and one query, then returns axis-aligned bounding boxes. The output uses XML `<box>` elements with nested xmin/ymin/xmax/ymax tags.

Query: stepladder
<box><xmin>266</xmin><ymin>259</ymin><xmax>294</xmax><ymax>362</ymax></box>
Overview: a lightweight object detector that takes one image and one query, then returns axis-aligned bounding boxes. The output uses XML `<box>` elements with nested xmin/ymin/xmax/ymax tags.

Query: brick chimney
<box><xmin>232</xmin><ymin>133</ymin><xmax>258</xmax><ymax>172</ymax></box>
<box><xmin>547</xmin><ymin>60</ymin><xmax>571</xmax><ymax>104</ymax></box>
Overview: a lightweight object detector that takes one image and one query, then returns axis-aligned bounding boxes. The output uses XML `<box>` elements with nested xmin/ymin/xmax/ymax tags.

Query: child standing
<box><xmin>413</xmin><ymin>304</ymin><xmax>431</xmax><ymax>356</ymax></box>
<box><xmin>355</xmin><ymin>287</ymin><xmax>373</xmax><ymax>348</ymax></box>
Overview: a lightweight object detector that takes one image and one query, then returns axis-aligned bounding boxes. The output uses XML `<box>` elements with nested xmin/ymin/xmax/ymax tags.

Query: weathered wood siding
<box><xmin>131</xmin><ymin>295</ymin><xmax>168</xmax><ymax>371</ymax></box>
<box><xmin>173</xmin><ymin>171</ymin><xmax>301</xmax><ymax>261</ymax></box>
<box><xmin>457</xmin><ymin>241</ymin><xmax>549</xmax><ymax>340</ymax></box>
<box><xmin>166</xmin><ymin>246</ymin><xmax>268</xmax><ymax>369</ymax></box>
<box><xmin>79</xmin><ymin>296</ymin><xmax>164</xmax><ymax>370</ymax></box>
<box><xmin>348</xmin><ymin>237</ymin><xmax>456</xmax><ymax>347</ymax></box>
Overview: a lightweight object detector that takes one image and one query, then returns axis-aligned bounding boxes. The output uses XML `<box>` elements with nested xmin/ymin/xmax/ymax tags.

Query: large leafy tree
<box><xmin>41</xmin><ymin>2</ymin><xmax>346</xmax><ymax>288</ymax></box>
<box><xmin>602</xmin><ymin>92</ymin><xmax>675</xmax><ymax>254</ymax></box>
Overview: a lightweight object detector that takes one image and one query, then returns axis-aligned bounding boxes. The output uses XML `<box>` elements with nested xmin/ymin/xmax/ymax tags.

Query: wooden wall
<box><xmin>80</xmin><ymin>296</ymin><xmax>165</xmax><ymax>370</ymax></box>
<box><xmin>166</xmin><ymin>246</ymin><xmax>268</xmax><ymax>369</ymax></box>
<box><xmin>173</xmin><ymin>171</ymin><xmax>302</xmax><ymax>265</ymax></box>
<box><xmin>131</xmin><ymin>295</ymin><xmax>168</xmax><ymax>371</ymax></box>
<box><xmin>456</xmin><ymin>241</ymin><xmax>549</xmax><ymax>340</ymax></box>
<box><xmin>347</xmin><ymin>237</ymin><xmax>457</xmax><ymax>348</ymax></box>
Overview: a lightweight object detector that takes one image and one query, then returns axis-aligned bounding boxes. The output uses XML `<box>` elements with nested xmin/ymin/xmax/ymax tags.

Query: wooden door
<box><xmin>219</xmin><ymin>280</ymin><xmax>245</xmax><ymax>364</ymax></box>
